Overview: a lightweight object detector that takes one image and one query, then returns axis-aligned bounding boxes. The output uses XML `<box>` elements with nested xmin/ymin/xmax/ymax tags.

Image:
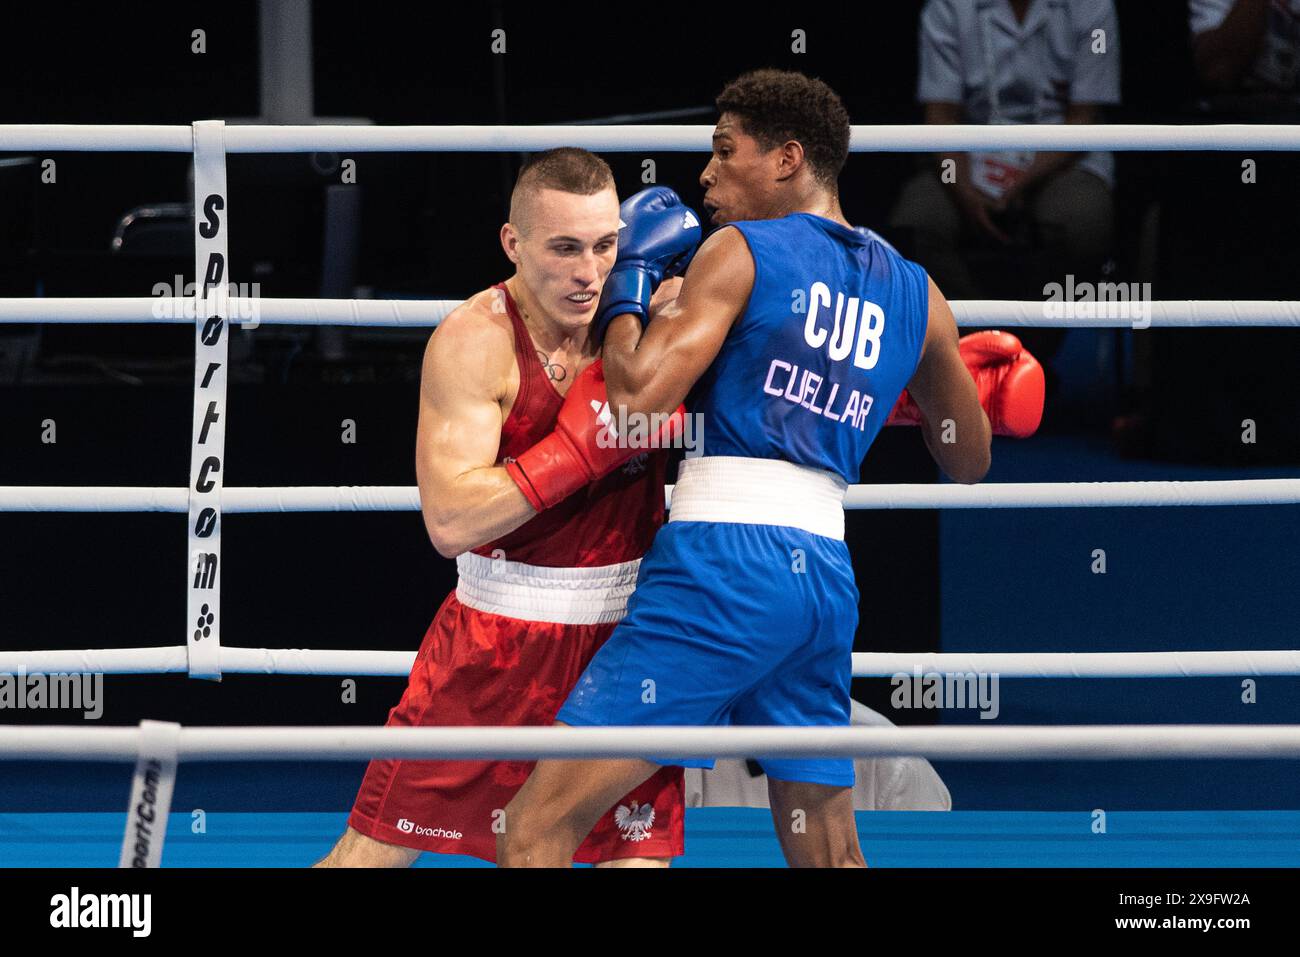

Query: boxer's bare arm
<box><xmin>416</xmin><ymin>300</ymin><xmax>536</xmax><ymax>558</ymax></box>
<box><xmin>601</xmin><ymin>227</ymin><xmax>751</xmax><ymax>418</ymax></box>
<box><xmin>905</xmin><ymin>276</ymin><xmax>991</xmax><ymax>484</ymax></box>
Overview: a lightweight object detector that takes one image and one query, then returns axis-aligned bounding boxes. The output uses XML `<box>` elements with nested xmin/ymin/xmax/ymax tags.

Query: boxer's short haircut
<box><xmin>510</xmin><ymin>147</ymin><xmax>615</xmax><ymax>233</ymax></box>
<box><xmin>715</xmin><ymin>69</ymin><xmax>851</xmax><ymax>187</ymax></box>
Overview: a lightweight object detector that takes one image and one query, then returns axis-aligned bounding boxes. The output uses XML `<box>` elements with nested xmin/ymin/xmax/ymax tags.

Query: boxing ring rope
<box><xmin>1</xmin><ymin>297</ymin><xmax>1299</xmax><ymax>327</ymax></box>
<box><xmin>1</xmin><ymin>122</ymin><xmax>1297</xmax><ymax>872</ymax></box>
<box><xmin>18</xmin><ymin>718</ymin><xmax>1300</xmax><ymax>869</ymax></box>
<box><xmin>0</xmin><ymin>124</ymin><xmax>1294</xmax><ymax>714</ymax></box>
<box><xmin>2</xmin><ymin>647</ymin><xmax>1299</xmax><ymax>679</ymax></box>
<box><xmin>6</xmin><ymin>723</ymin><xmax>1300</xmax><ymax>762</ymax></box>
<box><xmin>14</xmin><ymin>720</ymin><xmax>1300</xmax><ymax>869</ymax></box>
<box><xmin>7</xmin><ymin>122</ymin><xmax>1300</xmax><ymax>152</ymax></box>
<box><xmin>3</xmin><ymin>479</ymin><xmax>1299</xmax><ymax>512</ymax></box>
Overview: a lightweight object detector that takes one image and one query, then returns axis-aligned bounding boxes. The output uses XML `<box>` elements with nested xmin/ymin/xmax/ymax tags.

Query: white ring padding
<box><xmin>857</xmin><ymin>650</ymin><xmax>1300</xmax><ymax>677</ymax></box>
<box><xmin>0</xmin><ymin>486</ymin><xmax>416</xmax><ymax>511</ymax></box>
<box><xmin>4</xmin><ymin>647</ymin><xmax>1300</xmax><ymax>678</ymax></box>
<box><xmin>2</xmin><ymin>297</ymin><xmax>1299</xmax><ymax>328</ymax></box>
<box><xmin>0</xmin><ymin>646</ymin><xmax>416</xmax><ymax>676</ymax></box>
<box><xmin>3</xmin><ymin>479</ymin><xmax>1298</xmax><ymax>513</ymax></box>
<box><xmin>217</xmin><ymin>647</ymin><xmax>417</xmax><ymax>676</ymax></box>
<box><xmin>0</xmin><ymin>125</ymin><xmax>195</xmax><ymax>151</ymax></box>
<box><xmin>0</xmin><ymin>647</ymin><xmax>187</xmax><ymax>673</ymax></box>
<box><xmin>951</xmin><ymin>299</ymin><xmax>1300</xmax><ymax>328</ymax></box>
<box><xmin>8</xmin><ymin>123</ymin><xmax>1300</xmax><ymax>152</ymax></box>
<box><xmin>0</xmin><ymin>298</ymin><xmax>461</xmax><ymax>325</ymax></box>
<box><xmin>5</xmin><ymin>724</ymin><xmax>1300</xmax><ymax>762</ymax></box>
<box><xmin>838</xmin><ymin>479</ymin><xmax>1300</xmax><ymax>509</ymax></box>
<box><xmin>0</xmin><ymin>487</ymin><xmax>189</xmax><ymax>510</ymax></box>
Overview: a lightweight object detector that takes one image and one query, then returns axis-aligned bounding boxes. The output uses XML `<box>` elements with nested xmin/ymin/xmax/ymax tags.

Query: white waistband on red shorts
<box><xmin>668</xmin><ymin>455</ymin><xmax>848</xmax><ymax>540</ymax></box>
<box><xmin>454</xmin><ymin>551</ymin><xmax>641</xmax><ymax>625</ymax></box>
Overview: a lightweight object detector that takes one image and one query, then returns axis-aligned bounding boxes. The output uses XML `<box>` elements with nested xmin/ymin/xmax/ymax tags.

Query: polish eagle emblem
<box><xmin>614</xmin><ymin>800</ymin><xmax>655</xmax><ymax>842</ymax></box>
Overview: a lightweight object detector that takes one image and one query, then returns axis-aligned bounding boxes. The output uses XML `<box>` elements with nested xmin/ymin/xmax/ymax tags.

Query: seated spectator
<box><xmin>686</xmin><ymin>700</ymin><xmax>952</xmax><ymax>811</ymax></box>
<box><xmin>890</xmin><ymin>0</ymin><xmax>1121</xmax><ymax>390</ymax></box>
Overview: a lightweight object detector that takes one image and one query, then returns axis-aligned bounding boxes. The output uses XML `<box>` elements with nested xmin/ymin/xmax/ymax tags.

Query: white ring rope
<box><xmin>3</xmin><ymin>120</ymin><xmax>1294</xmax><ymax>688</ymax></box>
<box><xmin>0</xmin><ymin>298</ymin><xmax>459</xmax><ymax>326</ymax></box>
<box><xmin>2</xmin><ymin>479</ymin><xmax>1296</xmax><ymax>513</ymax></box>
<box><xmin>857</xmin><ymin>650</ymin><xmax>1300</xmax><ymax>678</ymax></box>
<box><xmin>0</xmin><ymin>297</ymin><xmax>1298</xmax><ymax>328</ymax></box>
<box><xmin>838</xmin><ymin>480</ymin><xmax>1300</xmax><ymax>509</ymax></box>
<box><xmin>6</xmin><ymin>123</ymin><xmax>1300</xmax><ymax>153</ymax></box>
<box><xmin>3</xmin><ymin>647</ymin><xmax>1300</xmax><ymax>678</ymax></box>
<box><xmin>951</xmin><ymin>299</ymin><xmax>1300</xmax><ymax>328</ymax></box>
<box><xmin>3</xmin><ymin>724</ymin><xmax>1300</xmax><ymax>762</ymax></box>
<box><xmin>0</xmin><ymin>647</ymin><xmax>412</xmax><ymax>676</ymax></box>
<box><xmin>0</xmin><ymin>647</ymin><xmax>188</xmax><ymax>674</ymax></box>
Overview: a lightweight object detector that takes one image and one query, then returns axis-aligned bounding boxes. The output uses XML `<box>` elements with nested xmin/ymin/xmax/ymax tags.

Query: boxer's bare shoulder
<box><xmin>422</xmin><ymin>286</ymin><xmax>521</xmax><ymax>409</ymax></box>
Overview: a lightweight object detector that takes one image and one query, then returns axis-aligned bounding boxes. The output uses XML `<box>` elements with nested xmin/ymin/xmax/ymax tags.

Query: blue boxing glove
<box><xmin>592</xmin><ymin>187</ymin><xmax>702</xmax><ymax>343</ymax></box>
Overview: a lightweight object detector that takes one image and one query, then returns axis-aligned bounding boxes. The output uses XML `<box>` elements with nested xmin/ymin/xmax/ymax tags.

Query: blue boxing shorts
<box><xmin>556</xmin><ymin>515</ymin><xmax>860</xmax><ymax>787</ymax></box>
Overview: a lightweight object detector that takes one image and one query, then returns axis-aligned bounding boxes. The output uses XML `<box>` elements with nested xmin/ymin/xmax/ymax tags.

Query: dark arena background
<box><xmin>0</xmin><ymin>0</ymin><xmax>1298</xmax><ymax>875</ymax></box>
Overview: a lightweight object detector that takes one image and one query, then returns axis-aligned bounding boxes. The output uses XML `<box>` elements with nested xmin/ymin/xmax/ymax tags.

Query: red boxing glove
<box><xmin>885</xmin><ymin>330</ymin><xmax>1045</xmax><ymax>438</ymax></box>
<box><xmin>505</xmin><ymin>359</ymin><xmax>685</xmax><ymax>512</ymax></box>
<box><xmin>958</xmin><ymin>330</ymin><xmax>1044</xmax><ymax>438</ymax></box>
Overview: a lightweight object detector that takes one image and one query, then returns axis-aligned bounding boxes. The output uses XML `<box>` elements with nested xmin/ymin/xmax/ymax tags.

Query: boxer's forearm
<box><xmin>418</xmin><ymin>465</ymin><xmax>537</xmax><ymax>559</ymax></box>
<box><xmin>920</xmin><ymin>409</ymin><xmax>991</xmax><ymax>485</ymax></box>
<box><xmin>601</xmin><ymin>313</ymin><xmax>681</xmax><ymax>420</ymax></box>
<box><xmin>599</xmin><ymin>277</ymin><xmax>684</xmax><ymax>411</ymax></box>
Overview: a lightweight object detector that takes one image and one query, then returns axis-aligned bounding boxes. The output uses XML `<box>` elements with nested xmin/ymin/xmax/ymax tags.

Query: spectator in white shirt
<box><xmin>890</xmin><ymin>0</ymin><xmax>1121</xmax><ymax>318</ymax></box>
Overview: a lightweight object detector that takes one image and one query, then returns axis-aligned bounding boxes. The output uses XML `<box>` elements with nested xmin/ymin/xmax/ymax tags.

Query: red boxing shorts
<box><xmin>349</xmin><ymin>553</ymin><xmax>685</xmax><ymax>863</ymax></box>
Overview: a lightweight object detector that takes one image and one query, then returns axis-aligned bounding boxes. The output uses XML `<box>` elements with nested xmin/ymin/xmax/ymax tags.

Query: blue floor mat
<box><xmin>3</xmin><ymin>809</ymin><xmax>1298</xmax><ymax>867</ymax></box>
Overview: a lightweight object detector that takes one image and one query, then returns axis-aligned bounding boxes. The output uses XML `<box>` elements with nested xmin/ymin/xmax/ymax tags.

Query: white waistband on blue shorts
<box><xmin>668</xmin><ymin>455</ymin><xmax>848</xmax><ymax>540</ymax></box>
<box><xmin>454</xmin><ymin>551</ymin><xmax>641</xmax><ymax>625</ymax></box>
